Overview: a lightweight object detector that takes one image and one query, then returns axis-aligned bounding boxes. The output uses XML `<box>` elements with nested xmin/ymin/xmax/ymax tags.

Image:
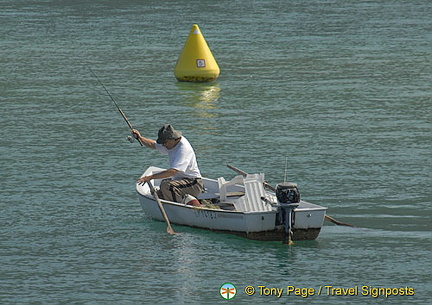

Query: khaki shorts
<box><xmin>158</xmin><ymin>178</ymin><xmax>204</xmax><ymax>202</ymax></box>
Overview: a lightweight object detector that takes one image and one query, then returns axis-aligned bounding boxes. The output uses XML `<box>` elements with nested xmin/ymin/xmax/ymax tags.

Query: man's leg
<box><xmin>159</xmin><ymin>178</ymin><xmax>203</xmax><ymax>202</ymax></box>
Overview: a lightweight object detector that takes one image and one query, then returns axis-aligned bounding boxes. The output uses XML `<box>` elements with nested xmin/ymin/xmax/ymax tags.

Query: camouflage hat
<box><xmin>156</xmin><ymin>124</ymin><xmax>182</xmax><ymax>144</ymax></box>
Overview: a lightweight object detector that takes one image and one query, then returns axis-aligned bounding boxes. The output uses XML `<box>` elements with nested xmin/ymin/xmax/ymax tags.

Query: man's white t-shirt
<box><xmin>155</xmin><ymin>137</ymin><xmax>201</xmax><ymax>180</ymax></box>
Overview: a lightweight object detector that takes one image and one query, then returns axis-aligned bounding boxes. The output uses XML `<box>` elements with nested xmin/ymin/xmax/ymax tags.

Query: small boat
<box><xmin>136</xmin><ymin>166</ymin><xmax>327</xmax><ymax>243</ymax></box>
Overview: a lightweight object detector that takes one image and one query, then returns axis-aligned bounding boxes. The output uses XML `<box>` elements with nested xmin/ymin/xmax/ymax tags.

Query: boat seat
<box><xmin>197</xmin><ymin>192</ymin><xmax>245</xmax><ymax>200</ymax></box>
<box><xmin>217</xmin><ymin>175</ymin><xmax>245</xmax><ymax>202</ymax></box>
<box><xmin>197</xmin><ymin>193</ymin><xmax>219</xmax><ymax>200</ymax></box>
<box><xmin>218</xmin><ymin>174</ymin><xmax>273</xmax><ymax>212</ymax></box>
<box><xmin>221</xmin><ymin>191</ymin><xmax>245</xmax><ymax>197</ymax></box>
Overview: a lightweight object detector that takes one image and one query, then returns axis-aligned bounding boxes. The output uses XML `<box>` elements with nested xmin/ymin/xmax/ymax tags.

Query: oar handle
<box><xmin>227</xmin><ymin>164</ymin><xmax>247</xmax><ymax>176</ymax></box>
<box><xmin>227</xmin><ymin>164</ymin><xmax>276</xmax><ymax>191</ymax></box>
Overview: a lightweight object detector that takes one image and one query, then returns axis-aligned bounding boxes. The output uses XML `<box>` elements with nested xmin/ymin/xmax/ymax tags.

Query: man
<box><xmin>131</xmin><ymin>124</ymin><xmax>204</xmax><ymax>203</ymax></box>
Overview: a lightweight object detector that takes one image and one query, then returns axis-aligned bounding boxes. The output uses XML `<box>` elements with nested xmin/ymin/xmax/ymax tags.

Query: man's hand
<box><xmin>137</xmin><ymin>175</ymin><xmax>152</xmax><ymax>186</ymax></box>
<box><xmin>131</xmin><ymin>129</ymin><xmax>156</xmax><ymax>149</ymax></box>
<box><xmin>131</xmin><ymin>129</ymin><xmax>141</xmax><ymax>139</ymax></box>
<box><xmin>136</xmin><ymin>169</ymin><xmax>178</xmax><ymax>186</ymax></box>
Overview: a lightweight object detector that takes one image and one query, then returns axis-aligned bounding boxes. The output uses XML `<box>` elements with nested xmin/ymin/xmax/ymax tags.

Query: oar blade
<box><xmin>166</xmin><ymin>225</ymin><xmax>176</xmax><ymax>235</ymax></box>
<box><xmin>325</xmin><ymin>215</ymin><xmax>356</xmax><ymax>227</ymax></box>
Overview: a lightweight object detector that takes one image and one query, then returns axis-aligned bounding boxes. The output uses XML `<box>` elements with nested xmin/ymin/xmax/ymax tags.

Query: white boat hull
<box><xmin>136</xmin><ymin>166</ymin><xmax>327</xmax><ymax>241</ymax></box>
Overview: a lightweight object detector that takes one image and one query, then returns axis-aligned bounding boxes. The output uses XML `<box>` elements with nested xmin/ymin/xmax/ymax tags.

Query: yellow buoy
<box><xmin>174</xmin><ymin>24</ymin><xmax>220</xmax><ymax>83</ymax></box>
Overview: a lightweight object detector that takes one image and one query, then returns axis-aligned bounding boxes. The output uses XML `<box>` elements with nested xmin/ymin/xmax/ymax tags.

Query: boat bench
<box><xmin>197</xmin><ymin>191</ymin><xmax>245</xmax><ymax>200</ymax></box>
<box><xmin>218</xmin><ymin>174</ymin><xmax>273</xmax><ymax>212</ymax></box>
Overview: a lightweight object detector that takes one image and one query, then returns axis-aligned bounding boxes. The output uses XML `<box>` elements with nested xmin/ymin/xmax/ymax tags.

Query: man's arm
<box><xmin>131</xmin><ymin>129</ymin><xmax>156</xmax><ymax>149</ymax></box>
<box><xmin>137</xmin><ymin>169</ymin><xmax>178</xmax><ymax>185</ymax></box>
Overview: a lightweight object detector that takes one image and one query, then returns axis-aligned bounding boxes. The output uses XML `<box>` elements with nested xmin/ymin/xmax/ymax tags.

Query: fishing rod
<box><xmin>87</xmin><ymin>66</ymin><xmax>143</xmax><ymax>146</ymax></box>
<box><xmin>87</xmin><ymin>65</ymin><xmax>176</xmax><ymax>234</ymax></box>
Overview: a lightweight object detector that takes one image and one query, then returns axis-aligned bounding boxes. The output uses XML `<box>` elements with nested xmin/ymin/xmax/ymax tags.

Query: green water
<box><xmin>1</xmin><ymin>1</ymin><xmax>431</xmax><ymax>304</ymax></box>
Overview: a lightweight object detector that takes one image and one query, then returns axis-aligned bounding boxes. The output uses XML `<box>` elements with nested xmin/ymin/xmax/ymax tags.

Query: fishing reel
<box><xmin>127</xmin><ymin>135</ymin><xmax>134</xmax><ymax>143</ymax></box>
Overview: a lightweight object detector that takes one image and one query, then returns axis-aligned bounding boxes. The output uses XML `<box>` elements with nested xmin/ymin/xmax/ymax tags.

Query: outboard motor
<box><xmin>276</xmin><ymin>182</ymin><xmax>300</xmax><ymax>204</ymax></box>
<box><xmin>276</xmin><ymin>182</ymin><xmax>300</xmax><ymax>245</ymax></box>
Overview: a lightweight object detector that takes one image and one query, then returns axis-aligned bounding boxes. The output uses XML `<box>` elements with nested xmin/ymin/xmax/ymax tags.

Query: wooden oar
<box><xmin>323</xmin><ymin>214</ymin><xmax>356</xmax><ymax>227</ymax></box>
<box><xmin>227</xmin><ymin>164</ymin><xmax>277</xmax><ymax>191</ymax></box>
<box><xmin>227</xmin><ymin>164</ymin><xmax>356</xmax><ymax>228</ymax></box>
<box><xmin>147</xmin><ymin>181</ymin><xmax>176</xmax><ymax>235</ymax></box>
